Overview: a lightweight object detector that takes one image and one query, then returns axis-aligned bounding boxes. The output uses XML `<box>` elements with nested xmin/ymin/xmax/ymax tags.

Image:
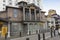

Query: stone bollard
<box><xmin>51</xmin><ymin>28</ymin><xmax>53</xmax><ymax>38</ymax></box>
<box><xmin>20</xmin><ymin>32</ymin><xmax>21</xmax><ymax>37</ymax></box>
<box><xmin>38</xmin><ymin>34</ymin><xmax>40</xmax><ymax>40</ymax></box>
<box><xmin>54</xmin><ymin>30</ymin><xmax>56</xmax><ymax>36</ymax></box>
<box><xmin>36</xmin><ymin>30</ymin><xmax>38</xmax><ymax>34</ymax></box>
<box><xmin>26</xmin><ymin>38</ymin><xmax>29</xmax><ymax>40</ymax></box>
<box><xmin>5</xmin><ymin>33</ymin><xmax>8</xmax><ymax>40</ymax></box>
<box><xmin>29</xmin><ymin>31</ymin><xmax>31</xmax><ymax>35</ymax></box>
<box><xmin>43</xmin><ymin>33</ymin><xmax>45</xmax><ymax>40</ymax></box>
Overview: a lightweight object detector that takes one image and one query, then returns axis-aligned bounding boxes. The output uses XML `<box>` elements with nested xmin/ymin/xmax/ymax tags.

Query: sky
<box><xmin>43</xmin><ymin>0</ymin><xmax>60</xmax><ymax>15</ymax></box>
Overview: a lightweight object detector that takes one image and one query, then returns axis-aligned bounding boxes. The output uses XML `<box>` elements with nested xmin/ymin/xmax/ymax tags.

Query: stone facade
<box><xmin>0</xmin><ymin>1</ymin><xmax>46</xmax><ymax>37</ymax></box>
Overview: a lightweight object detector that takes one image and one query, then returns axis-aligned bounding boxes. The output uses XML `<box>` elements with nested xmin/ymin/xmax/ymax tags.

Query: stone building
<box><xmin>0</xmin><ymin>1</ymin><xmax>46</xmax><ymax>37</ymax></box>
<box><xmin>46</xmin><ymin>9</ymin><xmax>60</xmax><ymax>30</ymax></box>
<box><xmin>52</xmin><ymin>14</ymin><xmax>60</xmax><ymax>30</ymax></box>
<box><xmin>45</xmin><ymin>16</ymin><xmax>55</xmax><ymax>29</ymax></box>
<box><xmin>45</xmin><ymin>9</ymin><xmax>56</xmax><ymax>30</ymax></box>
<box><xmin>48</xmin><ymin>9</ymin><xmax>56</xmax><ymax>16</ymax></box>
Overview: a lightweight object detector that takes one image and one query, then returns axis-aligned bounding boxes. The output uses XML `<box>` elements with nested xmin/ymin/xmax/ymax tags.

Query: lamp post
<box><xmin>6</xmin><ymin>17</ymin><xmax>11</xmax><ymax>37</ymax></box>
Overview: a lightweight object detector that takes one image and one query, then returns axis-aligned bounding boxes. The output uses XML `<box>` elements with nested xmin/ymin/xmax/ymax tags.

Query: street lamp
<box><xmin>5</xmin><ymin>17</ymin><xmax>11</xmax><ymax>37</ymax></box>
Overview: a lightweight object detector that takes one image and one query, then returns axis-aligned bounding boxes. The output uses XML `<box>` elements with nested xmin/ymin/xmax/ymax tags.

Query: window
<box><xmin>37</xmin><ymin>3</ymin><xmax>39</xmax><ymax>6</ymax></box>
<box><xmin>31</xmin><ymin>9</ymin><xmax>35</xmax><ymax>20</ymax></box>
<box><xmin>3</xmin><ymin>8</ymin><xmax>5</xmax><ymax>10</ymax></box>
<box><xmin>9</xmin><ymin>0</ymin><xmax>12</xmax><ymax>5</ymax></box>
<box><xmin>37</xmin><ymin>0</ymin><xmax>40</xmax><ymax>6</ymax></box>
<box><xmin>36</xmin><ymin>10</ymin><xmax>40</xmax><ymax>20</ymax></box>
<box><xmin>3</xmin><ymin>0</ymin><xmax>5</xmax><ymax>2</ymax></box>
<box><xmin>25</xmin><ymin>8</ymin><xmax>30</xmax><ymax>20</ymax></box>
<box><xmin>33</xmin><ymin>0</ymin><xmax>35</xmax><ymax>3</ymax></box>
<box><xmin>9</xmin><ymin>2</ymin><xmax>12</xmax><ymax>5</ymax></box>
<box><xmin>29</xmin><ymin>23</ymin><xmax>39</xmax><ymax>34</ymax></box>
<box><xmin>10</xmin><ymin>23</ymin><xmax>22</xmax><ymax>36</ymax></box>
<box><xmin>13</xmin><ymin>9</ymin><xmax>18</xmax><ymax>17</ymax></box>
<box><xmin>9</xmin><ymin>0</ymin><xmax>12</xmax><ymax>1</ymax></box>
<box><xmin>3</xmin><ymin>4</ymin><xmax>5</xmax><ymax>6</ymax></box>
<box><xmin>15</xmin><ymin>0</ymin><xmax>17</xmax><ymax>5</ymax></box>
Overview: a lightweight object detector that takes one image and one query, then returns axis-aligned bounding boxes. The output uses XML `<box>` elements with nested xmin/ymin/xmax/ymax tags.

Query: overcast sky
<box><xmin>43</xmin><ymin>0</ymin><xmax>60</xmax><ymax>15</ymax></box>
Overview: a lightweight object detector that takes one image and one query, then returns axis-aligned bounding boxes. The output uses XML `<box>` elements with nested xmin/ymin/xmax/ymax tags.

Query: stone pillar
<box><xmin>39</xmin><ymin>9</ymin><xmax>41</xmax><ymax>21</ymax></box>
<box><xmin>7</xmin><ymin>22</ymin><xmax>10</xmax><ymax>37</ymax></box>
<box><xmin>23</xmin><ymin>7</ymin><xmax>25</xmax><ymax>20</ymax></box>
<box><xmin>27</xmin><ymin>23</ymin><xmax>29</xmax><ymax>35</ymax></box>
<box><xmin>35</xmin><ymin>9</ymin><xmax>37</xmax><ymax>20</ymax></box>
<box><xmin>29</xmin><ymin>8</ymin><xmax>31</xmax><ymax>20</ymax></box>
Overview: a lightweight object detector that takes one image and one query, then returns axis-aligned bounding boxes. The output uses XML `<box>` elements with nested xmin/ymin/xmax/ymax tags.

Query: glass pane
<box><xmin>31</xmin><ymin>9</ymin><xmax>35</xmax><ymax>20</ymax></box>
<box><xmin>36</xmin><ymin>10</ymin><xmax>40</xmax><ymax>21</ymax></box>
<box><xmin>13</xmin><ymin>9</ymin><xmax>18</xmax><ymax>17</ymax></box>
<box><xmin>25</xmin><ymin>8</ymin><xmax>30</xmax><ymax>20</ymax></box>
<box><xmin>29</xmin><ymin>23</ymin><xmax>39</xmax><ymax>34</ymax></box>
<box><xmin>10</xmin><ymin>23</ymin><xmax>22</xmax><ymax>36</ymax></box>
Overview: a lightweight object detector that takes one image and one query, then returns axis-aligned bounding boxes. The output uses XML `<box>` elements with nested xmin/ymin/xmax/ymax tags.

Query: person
<box><xmin>58</xmin><ymin>27</ymin><xmax>60</xmax><ymax>35</ymax></box>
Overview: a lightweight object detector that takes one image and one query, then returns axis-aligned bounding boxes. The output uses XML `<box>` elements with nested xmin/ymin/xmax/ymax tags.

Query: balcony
<box><xmin>24</xmin><ymin>16</ymin><xmax>40</xmax><ymax>22</ymax></box>
<box><xmin>25</xmin><ymin>17</ymin><xmax>30</xmax><ymax>21</ymax></box>
<box><xmin>22</xmin><ymin>8</ymin><xmax>40</xmax><ymax>22</ymax></box>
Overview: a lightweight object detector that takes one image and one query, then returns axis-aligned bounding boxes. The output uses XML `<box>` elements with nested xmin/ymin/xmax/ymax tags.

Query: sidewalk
<box><xmin>0</xmin><ymin>31</ymin><xmax>58</xmax><ymax>40</ymax></box>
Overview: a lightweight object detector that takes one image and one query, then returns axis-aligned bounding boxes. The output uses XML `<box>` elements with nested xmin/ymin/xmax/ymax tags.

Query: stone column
<box><xmin>29</xmin><ymin>8</ymin><xmax>31</xmax><ymax>20</ymax></box>
<box><xmin>39</xmin><ymin>9</ymin><xmax>41</xmax><ymax>21</ymax></box>
<box><xmin>7</xmin><ymin>22</ymin><xmax>10</xmax><ymax>37</ymax></box>
<box><xmin>27</xmin><ymin>23</ymin><xmax>29</xmax><ymax>35</ymax></box>
<box><xmin>23</xmin><ymin>7</ymin><xmax>25</xmax><ymax>20</ymax></box>
<box><xmin>35</xmin><ymin>9</ymin><xmax>37</xmax><ymax>20</ymax></box>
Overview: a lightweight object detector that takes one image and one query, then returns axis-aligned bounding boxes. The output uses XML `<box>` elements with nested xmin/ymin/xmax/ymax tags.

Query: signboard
<box><xmin>30</xmin><ymin>7</ymin><xmax>35</xmax><ymax>9</ymax></box>
<box><xmin>1</xmin><ymin>26</ymin><xmax>7</xmax><ymax>37</ymax></box>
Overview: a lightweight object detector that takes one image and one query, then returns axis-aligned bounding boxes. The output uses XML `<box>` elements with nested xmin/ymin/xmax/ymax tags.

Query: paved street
<box><xmin>9</xmin><ymin>35</ymin><xmax>60</xmax><ymax>40</ymax></box>
<box><xmin>46</xmin><ymin>36</ymin><xmax>60</xmax><ymax>40</ymax></box>
<box><xmin>10</xmin><ymin>31</ymin><xmax>59</xmax><ymax>40</ymax></box>
<box><xmin>0</xmin><ymin>31</ymin><xmax>59</xmax><ymax>40</ymax></box>
<box><xmin>0</xmin><ymin>35</ymin><xmax>60</xmax><ymax>40</ymax></box>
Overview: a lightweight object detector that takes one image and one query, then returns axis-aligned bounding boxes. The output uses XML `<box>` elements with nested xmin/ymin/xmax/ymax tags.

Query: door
<box><xmin>23</xmin><ymin>24</ymin><xmax>28</xmax><ymax>36</ymax></box>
